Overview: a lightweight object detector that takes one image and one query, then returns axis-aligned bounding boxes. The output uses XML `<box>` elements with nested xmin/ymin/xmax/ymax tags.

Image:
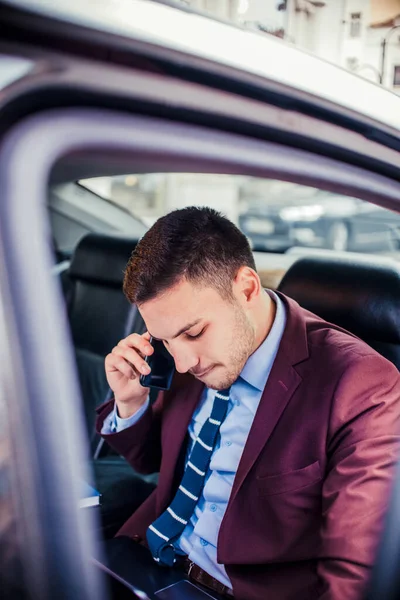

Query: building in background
<box><xmin>178</xmin><ymin>0</ymin><xmax>240</xmax><ymax>21</ymax></box>
<box><xmin>182</xmin><ymin>0</ymin><xmax>400</xmax><ymax>91</ymax></box>
<box><xmin>280</xmin><ymin>0</ymin><xmax>400</xmax><ymax>90</ymax></box>
<box><xmin>277</xmin><ymin>0</ymin><xmax>400</xmax><ymax>90</ymax></box>
<box><xmin>183</xmin><ymin>0</ymin><xmax>285</xmax><ymax>34</ymax></box>
<box><xmin>369</xmin><ymin>0</ymin><xmax>400</xmax><ymax>87</ymax></box>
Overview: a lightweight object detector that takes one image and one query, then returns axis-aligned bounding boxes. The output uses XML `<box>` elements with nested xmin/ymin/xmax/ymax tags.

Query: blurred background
<box><xmin>174</xmin><ymin>0</ymin><xmax>400</xmax><ymax>88</ymax></box>
<box><xmin>73</xmin><ymin>1</ymin><xmax>400</xmax><ymax>293</ymax></box>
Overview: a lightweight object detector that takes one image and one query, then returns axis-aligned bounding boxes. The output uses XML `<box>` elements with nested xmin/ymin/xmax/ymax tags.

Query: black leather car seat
<box><xmin>278</xmin><ymin>254</ymin><xmax>400</xmax><ymax>370</ymax></box>
<box><xmin>59</xmin><ymin>232</ymin><xmax>156</xmax><ymax>537</ymax></box>
<box><xmin>61</xmin><ymin>233</ymin><xmax>145</xmax><ymax>447</ymax></box>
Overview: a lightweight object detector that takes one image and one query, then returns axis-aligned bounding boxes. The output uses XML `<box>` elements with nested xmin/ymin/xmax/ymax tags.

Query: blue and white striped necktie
<box><xmin>146</xmin><ymin>387</ymin><xmax>231</xmax><ymax>566</ymax></box>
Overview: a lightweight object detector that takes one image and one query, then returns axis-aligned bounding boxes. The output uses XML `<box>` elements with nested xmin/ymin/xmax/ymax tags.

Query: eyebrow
<box><xmin>150</xmin><ymin>318</ymin><xmax>202</xmax><ymax>341</ymax></box>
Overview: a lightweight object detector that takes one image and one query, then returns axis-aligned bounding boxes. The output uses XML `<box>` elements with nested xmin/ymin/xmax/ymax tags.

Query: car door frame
<box><xmin>1</xmin><ymin>101</ymin><xmax>400</xmax><ymax>599</ymax></box>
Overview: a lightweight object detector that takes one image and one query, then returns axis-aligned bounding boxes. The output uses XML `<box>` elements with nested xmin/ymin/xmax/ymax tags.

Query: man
<box><xmin>96</xmin><ymin>206</ymin><xmax>400</xmax><ymax>600</ymax></box>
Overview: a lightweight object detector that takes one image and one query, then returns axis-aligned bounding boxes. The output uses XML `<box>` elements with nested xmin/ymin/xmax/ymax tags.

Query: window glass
<box><xmin>49</xmin><ymin>181</ymin><xmax>148</xmax><ymax>259</ymax></box>
<box><xmin>79</xmin><ymin>173</ymin><xmax>400</xmax><ymax>259</ymax></box>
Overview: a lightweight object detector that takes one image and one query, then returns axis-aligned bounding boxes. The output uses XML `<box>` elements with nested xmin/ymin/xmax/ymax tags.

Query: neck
<box><xmin>252</xmin><ymin>290</ymin><xmax>277</xmax><ymax>353</ymax></box>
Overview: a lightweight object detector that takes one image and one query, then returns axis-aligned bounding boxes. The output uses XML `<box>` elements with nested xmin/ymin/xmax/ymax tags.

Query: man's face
<box><xmin>139</xmin><ymin>277</ymin><xmax>255</xmax><ymax>390</ymax></box>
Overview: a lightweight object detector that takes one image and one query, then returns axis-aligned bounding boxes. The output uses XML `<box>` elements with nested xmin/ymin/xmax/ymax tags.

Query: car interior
<box><xmin>4</xmin><ymin>101</ymin><xmax>400</xmax><ymax>599</ymax></box>
<box><xmin>47</xmin><ymin>168</ymin><xmax>400</xmax><ymax>542</ymax></box>
<box><xmin>3</xmin><ymin>0</ymin><xmax>400</xmax><ymax>595</ymax></box>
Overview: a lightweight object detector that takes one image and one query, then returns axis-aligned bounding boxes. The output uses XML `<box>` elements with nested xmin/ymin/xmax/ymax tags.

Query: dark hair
<box><xmin>123</xmin><ymin>206</ymin><xmax>256</xmax><ymax>304</ymax></box>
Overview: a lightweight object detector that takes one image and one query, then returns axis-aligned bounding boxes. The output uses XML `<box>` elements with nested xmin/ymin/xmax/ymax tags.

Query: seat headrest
<box><xmin>278</xmin><ymin>255</ymin><xmax>400</xmax><ymax>345</ymax></box>
<box><xmin>69</xmin><ymin>233</ymin><xmax>138</xmax><ymax>287</ymax></box>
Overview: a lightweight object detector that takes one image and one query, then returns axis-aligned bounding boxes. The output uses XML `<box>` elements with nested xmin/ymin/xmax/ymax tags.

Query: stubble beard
<box><xmin>204</xmin><ymin>304</ymin><xmax>255</xmax><ymax>391</ymax></box>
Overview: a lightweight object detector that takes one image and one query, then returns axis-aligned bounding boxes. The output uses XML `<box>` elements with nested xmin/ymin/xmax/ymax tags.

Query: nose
<box><xmin>170</xmin><ymin>344</ymin><xmax>199</xmax><ymax>374</ymax></box>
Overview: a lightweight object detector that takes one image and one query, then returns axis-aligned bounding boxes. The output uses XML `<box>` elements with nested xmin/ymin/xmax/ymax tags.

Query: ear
<box><xmin>233</xmin><ymin>267</ymin><xmax>261</xmax><ymax>305</ymax></box>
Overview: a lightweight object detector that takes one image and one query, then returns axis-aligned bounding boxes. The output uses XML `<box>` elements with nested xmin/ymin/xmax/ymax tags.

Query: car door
<box><xmin>2</xmin><ymin>2</ymin><xmax>400</xmax><ymax>600</ymax></box>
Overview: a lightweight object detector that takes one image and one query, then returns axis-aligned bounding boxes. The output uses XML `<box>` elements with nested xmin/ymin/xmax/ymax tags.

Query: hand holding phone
<box><xmin>105</xmin><ymin>331</ymin><xmax>154</xmax><ymax>418</ymax></box>
<box><xmin>140</xmin><ymin>338</ymin><xmax>175</xmax><ymax>391</ymax></box>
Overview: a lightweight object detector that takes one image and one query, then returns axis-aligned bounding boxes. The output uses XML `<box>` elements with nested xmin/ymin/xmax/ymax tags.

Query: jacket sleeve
<box><xmin>95</xmin><ymin>391</ymin><xmax>167</xmax><ymax>475</ymax></box>
<box><xmin>317</xmin><ymin>352</ymin><xmax>400</xmax><ymax>599</ymax></box>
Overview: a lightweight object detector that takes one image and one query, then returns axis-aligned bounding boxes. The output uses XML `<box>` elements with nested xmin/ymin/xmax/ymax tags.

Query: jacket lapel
<box><xmin>229</xmin><ymin>291</ymin><xmax>309</xmax><ymax>505</ymax></box>
<box><xmin>229</xmin><ymin>359</ymin><xmax>302</xmax><ymax>505</ymax></box>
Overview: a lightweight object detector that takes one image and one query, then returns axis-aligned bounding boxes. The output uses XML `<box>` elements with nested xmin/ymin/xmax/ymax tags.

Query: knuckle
<box><xmin>129</xmin><ymin>349</ymin><xmax>140</xmax><ymax>361</ymax></box>
<box><xmin>121</xmin><ymin>334</ymin><xmax>140</xmax><ymax>348</ymax></box>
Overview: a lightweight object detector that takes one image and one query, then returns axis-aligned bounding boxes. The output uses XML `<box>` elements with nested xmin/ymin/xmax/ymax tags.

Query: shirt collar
<box><xmin>239</xmin><ymin>291</ymin><xmax>285</xmax><ymax>392</ymax></box>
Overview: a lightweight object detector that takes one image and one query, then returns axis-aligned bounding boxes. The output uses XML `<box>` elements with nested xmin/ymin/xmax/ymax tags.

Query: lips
<box><xmin>193</xmin><ymin>365</ymin><xmax>213</xmax><ymax>378</ymax></box>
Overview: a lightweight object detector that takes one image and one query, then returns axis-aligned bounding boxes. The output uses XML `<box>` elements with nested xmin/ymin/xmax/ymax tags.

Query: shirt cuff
<box><xmin>101</xmin><ymin>397</ymin><xmax>150</xmax><ymax>434</ymax></box>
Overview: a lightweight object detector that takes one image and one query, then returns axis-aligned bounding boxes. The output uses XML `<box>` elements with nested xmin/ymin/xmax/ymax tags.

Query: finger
<box><xmin>106</xmin><ymin>354</ymin><xmax>136</xmax><ymax>379</ymax></box>
<box><xmin>143</xmin><ymin>332</ymin><xmax>154</xmax><ymax>354</ymax></box>
<box><xmin>112</xmin><ymin>346</ymin><xmax>151</xmax><ymax>376</ymax></box>
<box><xmin>119</xmin><ymin>333</ymin><xmax>153</xmax><ymax>356</ymax></box>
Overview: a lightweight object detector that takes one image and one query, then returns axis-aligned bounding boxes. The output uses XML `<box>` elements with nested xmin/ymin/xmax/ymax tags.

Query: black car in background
<box><xmin>240</xmin><ymin>192</ymin><xmax>400</xmax><ymax>253</ymax></box>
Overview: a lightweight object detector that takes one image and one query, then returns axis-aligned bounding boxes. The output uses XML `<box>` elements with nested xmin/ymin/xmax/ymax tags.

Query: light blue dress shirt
<box><xmin>102</xmin><ymin>291</ymin><xmax>286</xmax><ymax>588</ymax></box>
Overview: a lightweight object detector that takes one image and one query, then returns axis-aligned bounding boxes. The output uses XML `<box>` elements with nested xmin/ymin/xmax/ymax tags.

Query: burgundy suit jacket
<box><xmin>96</xmin><ymin>292</ymin><xmax>400</xmax><ymax>600</ymax></box>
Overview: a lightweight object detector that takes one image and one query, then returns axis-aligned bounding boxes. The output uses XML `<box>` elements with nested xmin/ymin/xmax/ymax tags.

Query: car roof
<box><xmin>5</xmin><ymin>0</ymin><xmax>400</xmax><ymax>134</ymax></box>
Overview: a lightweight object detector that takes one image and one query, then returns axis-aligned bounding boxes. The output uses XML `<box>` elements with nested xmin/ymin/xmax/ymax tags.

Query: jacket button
<box><xmin>132</xmin><ymin>534</ymin><xmax>142</xmax><ymax>542</ymax></box>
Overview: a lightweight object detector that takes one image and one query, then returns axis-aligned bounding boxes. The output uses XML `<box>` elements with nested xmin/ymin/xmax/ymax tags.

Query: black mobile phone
<box><xmin>139</xmin><ymin>337</ymin><xmax>175</xmax><ymax>390</ymax></box>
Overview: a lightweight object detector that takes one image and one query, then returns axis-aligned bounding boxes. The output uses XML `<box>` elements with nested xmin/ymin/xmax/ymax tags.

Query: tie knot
<box><xmin>216</xmin><ymin>387</ymin><xmax>231</xmax><ymax>399</ymax></box>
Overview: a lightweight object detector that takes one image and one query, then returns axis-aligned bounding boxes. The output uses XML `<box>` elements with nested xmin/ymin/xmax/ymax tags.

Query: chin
<box><xmin>202</xmin><ymin>370</ymin><xmax>238</xmax><ymax>391</ymax></box>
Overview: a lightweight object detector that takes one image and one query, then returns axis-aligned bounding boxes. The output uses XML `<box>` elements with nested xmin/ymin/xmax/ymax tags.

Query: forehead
<box><xmin>138</xmin><ymin>279</ymin><xmax>227</xmax><ymax>337</ymax></box>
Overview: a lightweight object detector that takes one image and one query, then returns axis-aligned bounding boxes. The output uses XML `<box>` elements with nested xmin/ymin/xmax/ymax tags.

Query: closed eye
<box><xmin>186</xmin><ymin>327</ymin><xmax>205</xmax><ymax>340</ymax></box>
